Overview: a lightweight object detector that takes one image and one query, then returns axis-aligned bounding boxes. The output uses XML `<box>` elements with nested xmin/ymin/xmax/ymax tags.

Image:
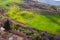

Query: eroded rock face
<box><xmin>18</xmin><ymin>1</ymin><xmax>47</xmax><ymax>10</ymax></box>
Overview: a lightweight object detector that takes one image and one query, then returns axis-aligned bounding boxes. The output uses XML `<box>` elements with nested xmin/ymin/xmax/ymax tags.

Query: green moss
<box><xmin>1</xmin><ymin>0</ymin><xmax>60</xmax><ymax>34</ymax></box>
<box><xmin>5</xmin><ymin>5</ymin><xmax>60</xmax><ymax>34</ymax></box>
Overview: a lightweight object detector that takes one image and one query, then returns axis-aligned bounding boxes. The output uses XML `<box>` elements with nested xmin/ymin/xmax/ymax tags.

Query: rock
<box><xmin>54</xmin><ymin>35</ymin><xmax>60</xmax><ymax>40</ymax></box>
<box><xmin>0</xmin><ymin>7</ymin><xmax>4</xmax><ymax>14</ymax></box>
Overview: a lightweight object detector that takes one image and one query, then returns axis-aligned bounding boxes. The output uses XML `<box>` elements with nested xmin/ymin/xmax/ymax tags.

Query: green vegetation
<box><xmin>0</xmin><ymin>0</ymin><xmax>22</xmax><ymax>9</ymax></box>
<box><xmin>5</xmin><ymin>5</ymin><xmax>60</xmax><ymax>34</ymax></box>
<box><xmin>0</xmin><ymin>0</ymin><xmax>60</xmax><ymax>34</ymax></box>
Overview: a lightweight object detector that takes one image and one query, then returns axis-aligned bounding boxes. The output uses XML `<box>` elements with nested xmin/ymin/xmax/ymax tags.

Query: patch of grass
<box><xmin>6</xmin><ymin>5</ymin><xmax>34</xmax><ymax>23</ymax></box>
<box><xmin>0</xmin><ymin>0</ymin><xmax>22</xmax><ymax>10</ymax></box>
<box><xmin>5</xmin><ymin>5</ymin><xmax>60</xmax><ymax>34</ymax></box>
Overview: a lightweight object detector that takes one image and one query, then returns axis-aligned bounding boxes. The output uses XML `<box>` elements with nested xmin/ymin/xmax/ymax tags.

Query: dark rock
<box><xmin>54</xmin><ymin>35</ymin><xmax>60</xmax><ymax>40</ymax></box>
<box><xmin>4</xmin><ymin>19</ymin><xmax>11</xmax><ymax>31</ymax></box>
<box><xmin>41</xmin><ymin>36</ymin><xmax>49</xmax><ymax>40</ymax></box>
<box><xmin>50</xmin><ymin>6</ymin><xmax>57</xmax><ymax>10</ymax></box>
<box><xmin>19</xmin><ymin>4</ymin><xmax>31</xmax><ymax>9</ymax></box>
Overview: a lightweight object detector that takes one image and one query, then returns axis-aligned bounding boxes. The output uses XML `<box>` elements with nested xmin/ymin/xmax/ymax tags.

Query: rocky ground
<box><xmin>0</xmin><ymin>18</ymin><xmax>60</xmax><ymax>40</ymax></box>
